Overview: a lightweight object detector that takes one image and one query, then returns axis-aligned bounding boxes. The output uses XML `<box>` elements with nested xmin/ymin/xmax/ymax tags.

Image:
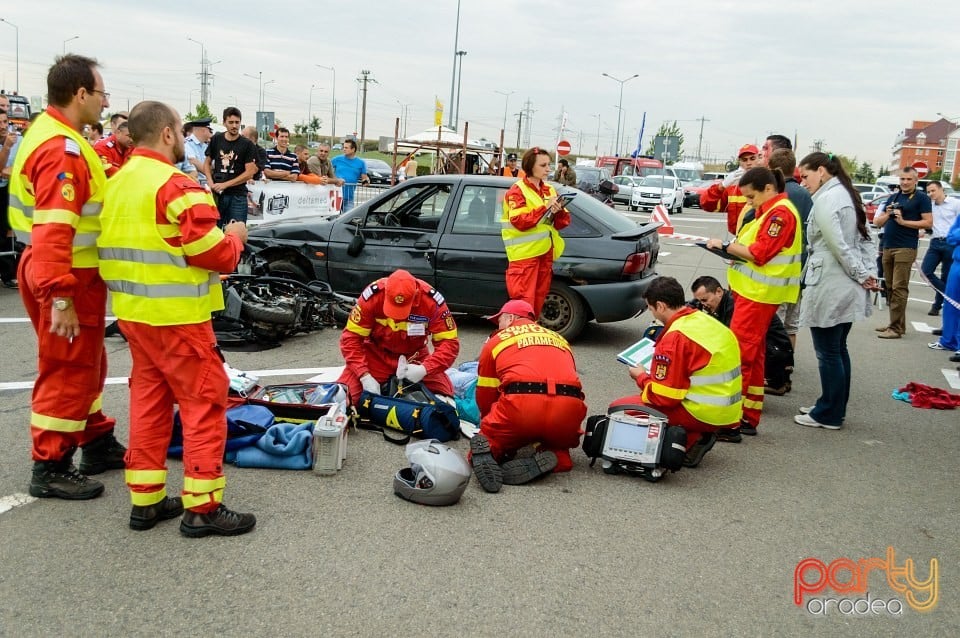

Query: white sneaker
<box><xmin>799</xmin><ymin>406</ymin><xmax>813</xmax><ymax>414</ymax></box>
<box><xmin>794</xmin><ymin>413</ymin><xmax>841</xmax><ymax>430</ymax></box>
<box><xmin>928</xmin><ymin>342</ymin><xmax>947</xmax><ymax>350</ymax></box>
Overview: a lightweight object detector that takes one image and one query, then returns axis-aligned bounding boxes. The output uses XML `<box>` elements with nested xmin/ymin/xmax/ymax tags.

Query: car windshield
<box><xmin>672</xmin><ymin>168</ymin><xmax>701</xmax><ymax>182</ymax></box>
<box><xmin>640</xmin><ymin>177</ymin><xmax>676</xmax><ymax>188</ymax></box>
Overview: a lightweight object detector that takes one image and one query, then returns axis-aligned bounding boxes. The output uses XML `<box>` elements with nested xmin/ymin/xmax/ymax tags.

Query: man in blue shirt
<box><xmin>331</xmin><ymin>138</ymin><xmax>369</xmax><ymax>211</ymax></box>
<box><xmin>873</xmin><ymin>166</ymin><xmax>932</xmax><ymax>339</ymax></box>
<box><xmin>184</xmin><ymin>117</ymin><xmax>213</xmax><ymax>186</ymax></box>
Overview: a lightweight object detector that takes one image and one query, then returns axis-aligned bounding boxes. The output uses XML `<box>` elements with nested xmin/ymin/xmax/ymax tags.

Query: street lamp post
<box><xmin>316</xmin><ymin>64</ymin><xmax>336</xmax><ymax>144</ymax></box>
<box><xmin>135</xmin><ymin>84</ymin><xmax>144</xmax><ymax>102</ymax></box>
<box><xmin>0</xmin><ymin>18</ymin><xmax>18</xmax><ymax>92</ymax></box>
<box><xmin>454</xmin><ymin>50</ymin><xmax>467</xmax><ymax>130</ymax></box>
<box><xmin>494</xmin><ymin>90</ymin><xmax>514</xmax><ymax>136</ymax></box>
<box><xmin>447</xmin><ymin>0</ymin><xmax>461</xmax><ymax>129</ymax></box>
<box><xmin>396</xmin><ymin>100</ymin><xmax>410</xmax><ymax>138</ymax></box>
<box><xmin>308</xmin><ymin>84</ymin><xmax>323</xmax><ymax>142</ymax></box>
<box><xmin>602</xmin><ymin>72</ymin><xmax>638</xmax><ymax>156</ymax></box>
<box><xmin>592</xmin><ymin>113</ymin><xmax>601</xmax><ymax>157</ymax></box>
<box><xmin>62</xmin><ymin>35</ymin><xmax>79</xmax><ymax>54</ymax></box>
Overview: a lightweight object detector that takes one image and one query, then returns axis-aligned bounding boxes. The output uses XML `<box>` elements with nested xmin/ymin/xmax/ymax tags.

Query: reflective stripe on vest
<box><xmin>98</xmin><ymin>154</ymin><xmax>226</xmax><ymax>326</ymax></box>
<box><xmin>727</xmin><ymin>197</ymin><xmax>802</xmax><ymax>304</ymax></box>
<box><xmin>500</xmin><ymin>179</ymin><xmax>565</xmax><ymax>261</ymax></box>
<box><xmin>8</xmin><ymin>112</ymin><xmax>107</xmax><ymax>268</ymax></box>
<box><xmin>664</xmin><ymin>311</ymin><xmax>743</xmax><ymax>426</ymax></box>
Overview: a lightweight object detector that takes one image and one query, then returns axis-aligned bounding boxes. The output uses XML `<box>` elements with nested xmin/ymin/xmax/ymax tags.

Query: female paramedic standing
<box><xmin>706</xmin><ymin>167</ymin><xmax>802</xmax><ymax>438</ymax></box>
<box><xmin>500</xmin><ymin>147</ymin><xmax>570</xmax><ymax>317</ymax></box>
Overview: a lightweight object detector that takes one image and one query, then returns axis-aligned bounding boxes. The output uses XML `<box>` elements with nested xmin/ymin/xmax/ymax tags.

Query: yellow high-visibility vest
<box><xmin>98</xmin><ymin>154</ymin><xmax>225</xmax><ymax>326</ymax></box>
<box><xmin>8</xmin><ymin>111</ymin><xmax>106</xmax><ymax>268</ymax></box>
<box><xmin>727</xmin><ymin>197</ymin><xmax>802</xmax><ymax>304</ymax></box>
<box><xmin>501</xmin><ymin>179</ymin><xmax>565</xmax><ymax>262</ymax></box>
<box><xmin>646</xmin><ymin>310</ymin><xmax>743</xmax><ymax>426</ymax></box>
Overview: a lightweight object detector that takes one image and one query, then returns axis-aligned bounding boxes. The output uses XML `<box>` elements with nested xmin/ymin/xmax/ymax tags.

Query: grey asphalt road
<box><xmin>0</xmin><ymin>210</ymin><xmax>956</xmax><ymax>637</ymax></box>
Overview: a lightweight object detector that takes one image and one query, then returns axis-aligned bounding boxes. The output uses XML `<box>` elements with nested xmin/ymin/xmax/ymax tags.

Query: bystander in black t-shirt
<box><xmin>882</xmin><ymin>189</ymin><xmax>931</xmax><ymax>249</ymax></box>
<box><xmin>206</xmin><ymin>133</ymin><xmax>258</xmax><ymax>196</ymax></box>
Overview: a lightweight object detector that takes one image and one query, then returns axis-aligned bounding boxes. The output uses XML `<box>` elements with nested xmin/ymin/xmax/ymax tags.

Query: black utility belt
<box><xmin>502</xmin><ymin>382</ymin><xmax>583</xmax><ymax>398</ymax></box>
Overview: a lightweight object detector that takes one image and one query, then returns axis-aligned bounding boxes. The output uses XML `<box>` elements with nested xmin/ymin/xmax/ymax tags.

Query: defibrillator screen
<box><xmin>606</xmin><ymin>419</ymin><xmax>649</xmax><ymax>453</ymax></box>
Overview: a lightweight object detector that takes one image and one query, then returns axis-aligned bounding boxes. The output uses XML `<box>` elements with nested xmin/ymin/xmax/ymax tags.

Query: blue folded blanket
<box><xmin>234</xmin><ymin>421</ymin><xmax>314</xmax><ymax>470</ymax></box>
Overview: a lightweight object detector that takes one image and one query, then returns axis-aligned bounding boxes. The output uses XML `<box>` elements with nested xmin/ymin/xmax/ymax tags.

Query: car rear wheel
<box><xmin>673</xmin><ymin>201</ymin><xmax>682</xmax><ymax>215</ymax></box>
<box><xmin>539</xmin><ymin>282</ymin><xmax>587</xmax><ymax>340</ymax></box>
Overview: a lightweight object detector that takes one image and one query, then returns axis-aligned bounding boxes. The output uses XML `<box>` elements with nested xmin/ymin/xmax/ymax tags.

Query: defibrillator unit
<box><xmin>581</xmin><ymin>404</ymin><xmax>687</xmax><ymax>482</ymax></box>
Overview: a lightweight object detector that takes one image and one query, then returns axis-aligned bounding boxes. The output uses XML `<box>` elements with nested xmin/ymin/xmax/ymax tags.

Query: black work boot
<box><xmin>501</xmin><ymin>450</ymin><xmax>558</xmax><ymax>485</ymax></box>
<box><xmin>469</xmin><ymin>434</ymin><xmax>503</xmax><ymax>493</ymax></box>
<box><xmin>79</xmin><ymin>432</ymin><xmax>126</xmax><ymax>475</ymax></box>
<box><xmin>29</xmin><ymin>459</ymin><xmax>105</xmax><ymax>500</ymax></box>
<box><xmin>179</xmin><ymin>504</ymin><xmax>257</xmax><ymax>538</ymax></box>
<box><xmin>130</xmin><ymin>496</ymin><xmax>185</xmax><ymax>531</ymax></box>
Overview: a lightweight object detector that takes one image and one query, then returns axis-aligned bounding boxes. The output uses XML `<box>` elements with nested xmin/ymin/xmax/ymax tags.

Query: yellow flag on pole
<box><xmin>434</xmin><ymin>97</ymin><xmax>443</xmax><ymax>127</ymax></box>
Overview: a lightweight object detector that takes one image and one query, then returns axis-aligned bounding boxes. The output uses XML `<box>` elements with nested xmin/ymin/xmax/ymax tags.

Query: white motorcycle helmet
<box><xmin>394</xmin><ymin>439</ymin><xmax>471</xmax><ymax>506</ymax></box>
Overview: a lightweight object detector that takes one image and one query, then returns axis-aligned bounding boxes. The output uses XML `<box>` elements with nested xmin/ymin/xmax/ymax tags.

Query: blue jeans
<box><xmin>216</xmin><ymin>192</ymin><xmax>248</xmax><ymax>227</ymax></box>
<box><xmin>809</xmin><ymin>322</ymin><xmax>852</xmax><ymax>427</ymax></box>
<box><xmin>921</xmin><ymin>237</ymin><xmax>954</xmax><ymax>311</ymax></box>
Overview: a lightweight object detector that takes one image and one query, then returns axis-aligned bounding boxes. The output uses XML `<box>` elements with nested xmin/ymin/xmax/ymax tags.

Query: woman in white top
<box><xmin>795</xmin><ymin>152</ymin><xmax>879</xmax><ymax>430</ymax></box>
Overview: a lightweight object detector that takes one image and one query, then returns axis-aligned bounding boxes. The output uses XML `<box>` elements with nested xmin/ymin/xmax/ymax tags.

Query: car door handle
<box><xmin>414</xmin><ymin>240</ymin><xmax>432</xmax><ymax>249</ymax></box>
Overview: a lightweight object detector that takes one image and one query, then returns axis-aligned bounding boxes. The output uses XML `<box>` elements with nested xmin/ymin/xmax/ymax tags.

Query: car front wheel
<box><xmin>540</xmin><ymin>281</ymin><xmax>588</xmax><ymax>340</ymax></box>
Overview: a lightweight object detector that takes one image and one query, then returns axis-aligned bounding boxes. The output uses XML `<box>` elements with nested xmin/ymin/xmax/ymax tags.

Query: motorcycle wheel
<box><xmin>240</xmin><ymin>299</ymin><xmax>297</xmax><ymax>325</ymax></box>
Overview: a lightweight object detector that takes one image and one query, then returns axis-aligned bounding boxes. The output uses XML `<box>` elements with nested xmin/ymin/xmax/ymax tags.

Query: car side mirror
<box><xmin>599</xmin><ymin>179</ymin><xmax>618</xmax><ymax>195</ymax></box>
<box><xmin>347</xmin><ymin>231</ymin><xmax>366</xmax><ymax>257</ymax></box>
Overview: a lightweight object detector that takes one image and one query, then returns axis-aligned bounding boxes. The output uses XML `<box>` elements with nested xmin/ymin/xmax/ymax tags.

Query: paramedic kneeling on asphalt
<box><xmin>613</xmin><ymin>277</ymin><xmax>743</xmax><ymax>468</ymax></box>
<box><xmin>338</xmin><ymin>269</ymin><xmax>459</xmax><ymax>403</ymax></box>
<box><xmin>469</xmin><ymin>299</ymin><xmax>587</xmax><ymax>493</ymax></box>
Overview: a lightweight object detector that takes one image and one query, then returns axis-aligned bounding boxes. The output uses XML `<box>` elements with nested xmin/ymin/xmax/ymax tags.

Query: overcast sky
<box><xmin>1</xmin><ymin>0</ymin><xmax>957</xmax><ymax>168</ymax></box>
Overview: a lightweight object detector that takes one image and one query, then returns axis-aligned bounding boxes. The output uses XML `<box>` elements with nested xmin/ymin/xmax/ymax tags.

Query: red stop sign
<box><xmin>912</xmin><ymin>161</ymin><xmax>929</xmax><ymax>178</ymax></box>
<box><xmin>556</xmin><ymin>140</ymin><xmax>571</xmax><ymax>156</ymax></box>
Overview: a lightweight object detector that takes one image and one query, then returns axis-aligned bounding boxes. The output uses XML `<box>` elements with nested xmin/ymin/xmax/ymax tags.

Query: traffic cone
<box><xmin>651</xmin><ymin>204</ymin><xmax>674</xmax><ymax>235</ymax></box>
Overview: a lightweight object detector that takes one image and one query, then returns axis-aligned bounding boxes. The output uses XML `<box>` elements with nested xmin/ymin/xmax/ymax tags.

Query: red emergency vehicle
<box><xmin>595</xmin><ymin>156</ymin><xmax>665</xmax><ymax>178</ymax></box>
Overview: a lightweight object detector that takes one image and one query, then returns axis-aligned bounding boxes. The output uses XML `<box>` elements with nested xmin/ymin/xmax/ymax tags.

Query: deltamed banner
<box><xmin>247</xmin><ymin>182</ymin><xmax>344</xmax><ymax>220</ymax></box>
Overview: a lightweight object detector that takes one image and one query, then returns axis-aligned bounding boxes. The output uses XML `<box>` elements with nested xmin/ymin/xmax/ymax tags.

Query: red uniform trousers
<box><xmin>120</xmin><ymin>320</ymin><xmax>228</xmax><ymax>514</ymax></box>
<box><xmin>337</xmin><ymin>342</ymin><xmax>454</xmax><ymax>405</ymax></box>
<box><xmin>729</xmin><ymin>292</ymin><xmax>779</xmax><ymax>428</ymax></box>
<box><xmin>18</xmin><ymin>249</ymin><xmax>115</xmax><ymax>462</ymax></box>
<box><xmin>479</xmin><ymin>392</ymin><xmax>586</xmax><ymax>472</ymax></box>
<box><xmin>506</xmin><ymin>252</ymin><xmax>553</xmax><ymax>317</ymax></box>
<box><xmin>610</xmin><ymin>395</ymin><xmax>722</xmax><ymax>449</ymax></box>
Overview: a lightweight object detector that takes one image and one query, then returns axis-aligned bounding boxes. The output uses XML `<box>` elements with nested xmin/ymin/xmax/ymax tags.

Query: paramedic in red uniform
<box><xmin>701</xmin><ymin>144</ymin><xmax>762</xmax><ymax>235</ymax></box>
<box><xmin>501</xmin><ymin>147</ymin><xmax>570</xmax><ymax>316</ymax></box>
<box><xmin>338</xmin><ymin>269</ymin><xmax>459</xmax><ymax>404</ymax></box>
<box><xmin>8</xmin><ymin>55</ymin><xmax>124</xmax><ymax>500</ymax></box>
<box><xmin>93</xmin><ymin>118</ymin><xmax>132</xmax><ymax>176</ymax></box>
<box><xmin>705</xmin><ymin>167</ymin><xmax>801</xmax><ymax>437</ymax></box>
<box><xmin>610</xmin><ymin>277</ymin><xmax>743</xmax><ymax>467</ymax></box>
<box><xmin>98</xmin><ymin>101</ymin><xmax>256</xmax><ymax>537</ymax></box>
<box><xmin>469</xmin><ymin>299</ymin><xmax>586</xmax><ymax>493</ymax></box>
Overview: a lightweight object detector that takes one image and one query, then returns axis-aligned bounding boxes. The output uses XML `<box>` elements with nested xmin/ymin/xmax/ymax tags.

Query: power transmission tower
<box><xmin>357</xmin><ymin>70</ymin><xmax>377</xmax><ymax>150</ymax></box>
<box><xmin>811</xmin><ymin>139</ymin><xmax>825</xmax><ymax>152</ymax></box>
<box><xmin>521</xmin><ymin>99</ymin><xmax>535</xmax><ymax>148</ymax></box>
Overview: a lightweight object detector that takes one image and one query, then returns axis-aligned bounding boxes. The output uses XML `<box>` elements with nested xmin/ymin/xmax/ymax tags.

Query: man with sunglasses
<box><xmin>701</xmin><ymin>144</ymin><xmax>762</xmax><ymax>235</ymax></box>
<box><xmin>8</xmin><ymin>54</ymin><xmax>124</xmax><ymax>500</ymax></box>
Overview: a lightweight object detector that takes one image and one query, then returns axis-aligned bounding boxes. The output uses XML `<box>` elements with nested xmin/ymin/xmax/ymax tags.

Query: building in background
<box><xmin>891</xmin><ymin>118</ymin><xmax>958</xmax><ymax>178</ymax></box>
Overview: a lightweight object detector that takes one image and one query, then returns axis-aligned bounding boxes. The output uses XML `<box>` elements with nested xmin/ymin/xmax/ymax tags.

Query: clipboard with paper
<box><xmin>616</xmin><ymin>337</ymin><xmax>657</xmax><ymax>371</ymax></box>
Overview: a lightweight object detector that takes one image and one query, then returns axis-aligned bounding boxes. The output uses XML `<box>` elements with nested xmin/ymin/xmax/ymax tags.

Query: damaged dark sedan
<box><xmin>244</xmin><ymin>175</ymin><xmax>660</xmax><ymax>340</ymax></box>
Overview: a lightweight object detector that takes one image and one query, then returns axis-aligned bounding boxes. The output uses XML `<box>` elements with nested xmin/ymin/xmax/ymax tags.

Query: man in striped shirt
<box><xmin>263</xmin><ymin>127</ymin><xmax>299</xmax><ymax>182</ymax></box>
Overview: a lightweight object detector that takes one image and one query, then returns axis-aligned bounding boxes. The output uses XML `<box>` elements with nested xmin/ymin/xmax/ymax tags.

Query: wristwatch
<box><xmin>721</xmin><ymin>241</ymin><xmax>731</xmax><ymax>251</ymax></box>
<box><xmin>52</xmin><ymin>297</ymin><xmax>73</xmax><ymax>311</ymax></box>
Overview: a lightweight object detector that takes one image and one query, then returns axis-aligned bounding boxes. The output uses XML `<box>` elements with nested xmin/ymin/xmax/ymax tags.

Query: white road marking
<box><xmin>0</xmin><ymin>316</ymin><xmax>118</xmax><ymax>324</ymax></box>
<box><xmin>0</xmin><ymin>367</ymin><xmax>333</xmax><ymax>392</ymax></box>
<box><xmin>912</xmin><ymin>322</ymin><xmax>934</xmax><ymax>333</ymax></box>
<box><xmin>943</xmin><ymin>369</ymin><xmax>960</xmax><ymax>390</ymax></box>
<box><xmin>0</xmin><ymin>493</ymin><xmax>37</xmax><ymax>515</ymax></box>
